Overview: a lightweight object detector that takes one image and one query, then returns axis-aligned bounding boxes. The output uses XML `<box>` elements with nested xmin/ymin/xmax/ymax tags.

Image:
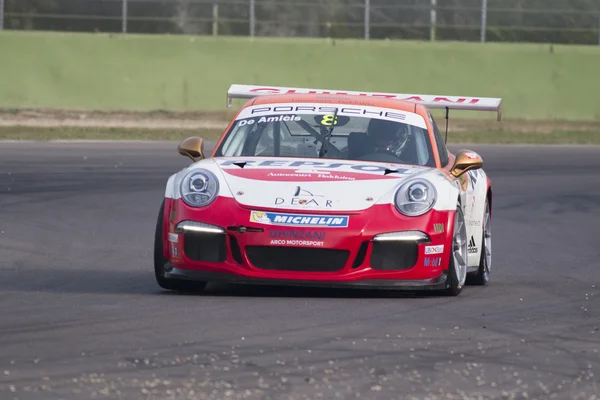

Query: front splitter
<box><xmin>164</xmin><ymin>265</ymin><xmax>449</xmax><ymax>291</ymax></box>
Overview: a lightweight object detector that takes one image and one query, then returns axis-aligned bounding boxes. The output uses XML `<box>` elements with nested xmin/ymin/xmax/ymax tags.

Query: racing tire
<box><xmin>441</xmin><ymin>205</ymin><xmax>468</xmax><ymax>297</ymax></box>
<box><xmin>466</xmin><ymin>198</ymin><xmax>491</xmax><ymax>286</ymax></box>
<box><xmin>154</xmin><ymin>199</ymin><xmax>207</xmax><ymax>293</ymax></box>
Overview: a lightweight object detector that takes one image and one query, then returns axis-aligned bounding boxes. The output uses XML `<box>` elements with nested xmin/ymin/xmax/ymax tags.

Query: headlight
<box><xmin>180</xmin><ymin>169</ymin><xmax>219</xmax><ymax>207</ymax></box>
<box><xmin>394</xmin><ymin>179</ymin><xmax>437</xmax><ymax>216</ymax></box>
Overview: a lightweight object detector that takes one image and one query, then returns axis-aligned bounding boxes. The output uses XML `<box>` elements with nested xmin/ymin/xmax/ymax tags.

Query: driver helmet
<box><xmin>367</xmin><ymin>118</ymin><xmax>409</xmax><ymax>156</ymax></box>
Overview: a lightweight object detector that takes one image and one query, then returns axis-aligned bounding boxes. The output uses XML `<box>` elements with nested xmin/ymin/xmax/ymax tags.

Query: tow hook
<box><xmin>226</xmin><ymin>226</ymin><xmax>264</xmax><ymax>234</ymax></box>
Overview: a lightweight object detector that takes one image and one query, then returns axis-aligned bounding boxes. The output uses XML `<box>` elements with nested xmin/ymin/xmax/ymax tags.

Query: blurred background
<box><xmin>1</xmin><ymin>0</ymin><xmax>599</xmax><ymax>143</ymax></box>
<box><xmin>3</xmin><ymin>0</ymin><xmax>600</xmax><ymax>45</ymax></box>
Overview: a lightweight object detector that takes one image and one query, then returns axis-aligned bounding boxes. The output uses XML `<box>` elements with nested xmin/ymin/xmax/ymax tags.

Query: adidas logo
<box><xmin>468</xmin><ymin>236</ymin><xmax>478</xmax><ymax>254</ymax></box>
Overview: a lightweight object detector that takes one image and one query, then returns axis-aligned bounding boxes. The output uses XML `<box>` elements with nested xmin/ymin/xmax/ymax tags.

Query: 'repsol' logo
<box><xmin>250</xmin><ymin>211</ymin><xmax>349</xmax><ymax>228</ymax></box>
<box><xmin>468</xmin><ymin>236</ymin><xmax>478</xmax><ymax>254</ymax></box>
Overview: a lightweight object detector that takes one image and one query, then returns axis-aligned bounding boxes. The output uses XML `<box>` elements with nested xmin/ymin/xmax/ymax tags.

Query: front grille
<box><xmin>246</xmin><ymin>246</ymin><xmax>349</xmax><ymax>272</ymax></box>
<box><xmin>370</xmin><ymin>241</ymin><xmax>418</xmax><ymax>271</ymax></box>
<box><xmin>183</xmin><ymin>232</ymin><xmax>227</xmax><ymax>262</ymax></box>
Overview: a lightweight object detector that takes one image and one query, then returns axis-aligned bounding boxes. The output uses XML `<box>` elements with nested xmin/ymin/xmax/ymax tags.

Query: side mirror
<box><xmin>450</xmin><ymin>150</ymin><xmax>483</xmax><ymax>178</ymax></box>
<box><xmin>178</xmin><ymin>137</ymin><xmax>205</xmax><ymax>162</ymax></box>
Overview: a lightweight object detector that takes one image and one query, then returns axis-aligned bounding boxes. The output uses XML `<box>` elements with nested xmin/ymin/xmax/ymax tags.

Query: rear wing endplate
<box><xmin>227</xmin><ymin>84</ymin><xmax>503</xmax><ymax>121</ymax></box>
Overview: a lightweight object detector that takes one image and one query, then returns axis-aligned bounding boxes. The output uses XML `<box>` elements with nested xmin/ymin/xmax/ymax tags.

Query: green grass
<box><xmin>1</xmin><ymin>30</ymin><xmax>600</xmax><ymax>121</ymax></box>
<box><xmin>3</xmin><ymin>126</ymin><xmax>600</xmax><ymax>145</ymax></box>
<box><xmin>448</xmin><ymin>130</ymin><xmax>600</xmax><ymax>145</ymax></box>
<box><xmin>0</xmin><ymin>127</ymin><xmax>224</xmax><ymax>141</ymax></box>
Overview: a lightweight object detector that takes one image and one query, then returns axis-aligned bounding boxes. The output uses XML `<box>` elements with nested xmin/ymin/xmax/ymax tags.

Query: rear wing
<box><xmin>226</xmin><ymin>84</ymin><xmax>503</xmax><ymax>121</ymax></box>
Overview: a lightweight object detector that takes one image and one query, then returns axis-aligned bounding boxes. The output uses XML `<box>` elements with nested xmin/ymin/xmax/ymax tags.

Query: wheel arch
<box><xmin>158</xmin><ymin>198</ymin><xmax>171</xmax><ymax>259</ymax></box>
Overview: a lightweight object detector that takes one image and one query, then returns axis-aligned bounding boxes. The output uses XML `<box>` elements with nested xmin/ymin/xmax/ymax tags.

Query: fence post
<box><xmin>598</xmin><ymin>13</ymin><xmax>600</xmax><ymax>45</ymax></box>
<box><xmin>212</xmin><ymin>1</ymin><xmax>219</xmax><ymax>36</ymax></box>
<box><xmin>364</xmin><ymin>0</ymin><xmax>370</xmax><ymax>40</ymax></box>
<box><xmin>480</xmin><ymin>0</ymin><xmax>487</xmax><ymax>43</ymax></box>
<box><xmin>250</xmin><ymin>0</ymin><xmax>255</xmax><ymax>37</ymax></box>
<box><xmin>430</xmin><ymin>0</ymin><xmax>437</xmax><ymax>41</ymax></box>
<box><xmin>0</xmin><ymin>0</ymin><xmax>5</xmax><ymax>30</ymax></box>
<box><xmin>122</xmin><ymin>0</ymin><xmax>128</xmax><ymax>33</ymax></box>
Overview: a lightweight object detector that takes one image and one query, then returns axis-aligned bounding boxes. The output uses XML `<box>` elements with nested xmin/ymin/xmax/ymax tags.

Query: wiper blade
<box><xmin>318</xmin><ymin>108</ymin><xmax>339</xmax><ymax>158</ymax></box>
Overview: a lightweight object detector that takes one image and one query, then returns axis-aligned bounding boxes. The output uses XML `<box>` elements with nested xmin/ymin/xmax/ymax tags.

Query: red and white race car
<box><xmin>153</xmin><ymin>84</ymin><xmax>502</xmax><ymax>296</ymax></box>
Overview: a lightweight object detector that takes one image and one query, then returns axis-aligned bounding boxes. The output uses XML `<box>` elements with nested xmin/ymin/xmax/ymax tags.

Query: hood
<box><xmin>209</xmin><ymin>157</ymin><xmax>430</xmax><ymax>212</ymax></box>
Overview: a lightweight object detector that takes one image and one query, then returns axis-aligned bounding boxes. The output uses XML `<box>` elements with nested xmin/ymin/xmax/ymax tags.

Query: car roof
<box><xmin>242</xmin><ymin>93</ymin><xmax>429</xmax><ymax>116</ymax></box>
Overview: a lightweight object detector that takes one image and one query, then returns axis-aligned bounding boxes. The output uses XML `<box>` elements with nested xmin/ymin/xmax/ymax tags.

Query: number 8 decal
<box><xmin>321</xmin><ymin>114</ymin><xmax>338</xmax><ymax>126</ymax></box>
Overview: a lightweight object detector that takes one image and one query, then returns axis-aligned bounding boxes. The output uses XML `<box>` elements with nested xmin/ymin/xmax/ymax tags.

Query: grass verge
<box><xmin>2</xmin><ymin>126</ymin><xmax>600</xmax><ymax>145</ymax></box>
<box><xmin>0</xmin><ymin>127</ymin><xmax>225</xmax><ymax>142</ymax></box>
<box><xmin>1</xmin><ymin>30</ymin><xmax>600</xmax><ymax>121</ymax></box>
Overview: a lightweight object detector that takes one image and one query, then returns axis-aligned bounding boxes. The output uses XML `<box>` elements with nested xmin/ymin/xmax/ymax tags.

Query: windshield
<box><xmin>214</xmin><ymin>103</ymin><xmax>436</xmax><ymax>167</ymax></box>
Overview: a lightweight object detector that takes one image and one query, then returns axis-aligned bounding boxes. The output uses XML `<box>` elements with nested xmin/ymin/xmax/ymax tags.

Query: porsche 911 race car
<box><xmin>153</xmin><ymin>84</ymin><xmax>502</xmax><ymax>296</ymax></box>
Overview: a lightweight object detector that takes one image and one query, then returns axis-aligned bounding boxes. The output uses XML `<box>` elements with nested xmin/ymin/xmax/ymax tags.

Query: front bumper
<box><xmin>164</xmin><ymin>267</ymin><xmax>449</xmax><ymax>291</ymax></box>
<box><xmin>162</xmin><ymin>197</ymin><xmax>455</xmax><ymax>289</ymax></box>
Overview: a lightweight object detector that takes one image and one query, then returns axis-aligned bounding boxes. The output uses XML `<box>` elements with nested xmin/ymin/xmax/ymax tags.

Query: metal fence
<box><xmin>2</xmin><ymin>0</ymin><xmax>600</xmax><ymax>45</ymax></box>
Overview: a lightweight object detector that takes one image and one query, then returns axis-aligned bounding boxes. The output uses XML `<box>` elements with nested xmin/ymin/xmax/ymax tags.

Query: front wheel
<box><xmin>153</xmin><ymin>199</ymin><xmax>207</xmax><ymax>293</ymax></box>
<box><xmin>442</xmin><ymin>205</ymin><xmax>468</xmax><ymax>296</ymax></box>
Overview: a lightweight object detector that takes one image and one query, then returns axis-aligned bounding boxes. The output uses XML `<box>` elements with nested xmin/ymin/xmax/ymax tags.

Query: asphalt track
<box><xmin>1</xmin><ymin>141</ymin><xmax>599</xmax><ymax>400</ymax></box>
